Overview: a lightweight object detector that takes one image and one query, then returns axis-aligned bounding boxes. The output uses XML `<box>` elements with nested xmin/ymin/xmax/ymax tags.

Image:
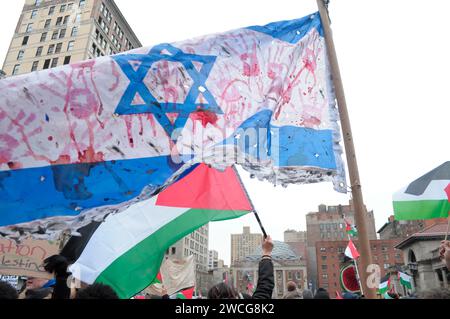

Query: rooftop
<box><xmin>395</xmin><ymin>223</ymin><xmax>448</xmax><ymax>249</ymax></box>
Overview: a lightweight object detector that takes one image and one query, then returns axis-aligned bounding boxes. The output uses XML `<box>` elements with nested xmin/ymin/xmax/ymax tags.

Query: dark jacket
<box><xmin>252</xmin><ymin>258</ymin><xmax>274</xmax><ymax>299</ymax></box>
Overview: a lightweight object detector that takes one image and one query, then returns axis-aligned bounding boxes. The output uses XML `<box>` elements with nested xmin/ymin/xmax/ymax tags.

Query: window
<box><xmin>35</xmin><ymin>0</ymin><xmax>42</xmax><ymax>5</ymax></box>
<box><xmin>384</xmin><ymin>254</ymin><xmax>389</xmax><ymax>261</ymax></box>
<box><xmin>79</xmin><ymin>0</ymin><xmax>86</xmax><ymax>9</ymax></box>
<box><xmin>71</xmin><ymin>27</ymin><xmax>78</xmax><ymax>37</ymax></box>
<box><xmin>383</xmin><ymin>263</ymin><xmax>390</xmax><ymax>270</ymax></box>
<box><xmin>321</xmin><ymin>265</ymin><xmax>327</xmax><ymax>270</ymax></box>
<box><xmin>51</xmin><ymin>58</ymin><xmax>58</xmax><ymax>68</ymax></box>
<box><xmin>320</xmin><ymin>247</ymin><xmax>326</xmax><ymax>252</ymax></box>
<box><xmin>17</xmin><ymin>50</ymin><xmax>24</xmax><ymax>60</ymax></box>
<box><xmin>67</xmin><ymin>41</ymin><xmax>75</xmax><ymax>51</ymax></box>
<box><xmin>56</xmin><ymin>17</ymin><xmax>63</xmax><ymax>26</ymax></box>
<box><xmin>67</xmin><ymin>3</ymin><xmax>74</xmax><ymax>11</ymax></box>
<box><xmin>36</xmin><ymin>46</ymin><xmax>43</xmax><ymax>57</ymax></box>
<box><xmin>43</xmin><ymin>59</ymin><xmax>51</xmax><ymax>69</ymax></box>
<box><xmin>171</xmin><ymin>247</ymin><xmax>176</xmax><ymax>255</ymax></box>
<box><xmin>44</xmin><ymin>19</ymin><xmax>51</xmax><ymax>29</ymax></box>
<box><xmin>322</xmin><ymin>274</ymin><xmax>328</xmax><ymax>279</ymax></box>
<box><xmin>60</xmin><ymin>4</ymin><xmax>66</xmax><ymax>12</ymax></box>
<box><xmin>31</xmin><ymin>10</ymin><xmax>38</xmax><ymax>19</ymax></box>
<box><xmin>52</xmin><ymin>31</ymin><xmax>58</xmax><ymax>40</ymax></box>
<box><xmin>55</xmin><ymin>43</ymin><xmax>62</xmax><ymax>54</ymax></box>
<box><xmin>47</xmin><ymin>44</ymin><xmax>55</xmax><ymax>55</ymax></box>
<box><xmin>63</xmin><ymin>15</ymin><xmax>69</xmax><ymax>25</ymax></box>
<box><xmin>321</xmin><ymin>255</ymin><xmax>327</xmax><ymax>261</ymax></box>
<box><xmin>26</xmin><ymin>23</ymin><xmax>33</xmax><ymax>33</ymax></box>
<box><xmin>40</xmin><ymin>32</ymin><xmax>47</xmax><ymax>42</ymax></box>
<box><xmin>22</xmin><ymin>36</ymin><xmax>29</xmax><ymax>45</ymax></box>
<box><xmin>59</xmin><ymin>29</ymin><xmax>66</xmax><ymax>39</ymax></box>
<box><xmin>48</xmin><ymin>6</ymin><xmax>55</xmax><ymax>15</ymax></box>
<box><xmin>75</xmin><ymin>14</ymin><xmax>81</xmax><ymax>23</ymax></box>
<box><xmin>12</xmin><ymin>64</ymin><xmax>20</xmax><ymax>76</ymax></box>
<box><xmin>31</xmin><ymin>61</ymin><xmax>39</xmax><ymax>72</ymax></box>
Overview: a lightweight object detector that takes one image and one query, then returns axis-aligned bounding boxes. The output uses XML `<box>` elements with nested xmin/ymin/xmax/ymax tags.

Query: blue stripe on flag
<box><xmin>223</xmin><ymin>110</ymin><xmax>337</xmax><ymax>169</ymax></box>
<box><xmin>0</xmin><ymin>156</ymin><xmax>183</xmax><ymax>227</ymax></box>
<box><xmin>246</xmin><ymin>12</ymin><xmax>323</xmax><ymax>44</ymax></box>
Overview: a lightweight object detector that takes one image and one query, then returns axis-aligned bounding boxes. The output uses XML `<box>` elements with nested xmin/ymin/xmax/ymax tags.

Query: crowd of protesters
<box><xmin>0</xmin><ymin>238</ymin><xmax>449</xmax><ymax>300</ymax></box>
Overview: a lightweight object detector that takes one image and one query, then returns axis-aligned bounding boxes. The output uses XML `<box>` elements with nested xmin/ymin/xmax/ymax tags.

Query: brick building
<box><xmin>315</xmin><ymin>239</ymin><xmax>404</xmax><ymax>297</ymax></box>
<box><xmin>378</xmin><ymin>215</ymin><xmax>448</xmax><ymax>240</ymax></box>
<box><xmin>306</xmin><ymin>200</ymin><xmax>377</xmax><ymax>290</ymax></box>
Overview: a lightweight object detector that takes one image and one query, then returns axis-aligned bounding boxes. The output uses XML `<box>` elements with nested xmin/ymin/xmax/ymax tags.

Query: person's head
<box><xmin>418</xmin><ymin>288</ymin><xmax>450</xmax><ymax>299</ymax></box>
<box><xmin>314</xmin><ymin>287</ymin><xmax>330</xmax><ymax>299</ymax></box>
<box><xmin>286</xmin><ymin>281</ymin><xmax>297</xmax><ymax>292</ymax></box>
<box><xmin>25</xmin><ymin>277</ymin><xmax>48</xmax><ymax>290</ymax></box>
<box><xmin>342</xmin><ymin>292</ymin><xmax>359</xmax><ymax>299</ymax></box>
<box><xmin>25</xmin><ymin>287</ymin><xmax>53</xmax><ymax>299</ymax></box>
<box><xmin>75</xmin><ymin>283</ymin><xmax>119</xmax><ymax>299</ymax></box>
<box><xmin>207</xmin><ymin>283</ymin><xmax>237</xmax><ymax>299</ymax></box>
<box><xmin>302</xmin><ymin>289</ymin><xmax>313</xmax><ymax>299</ymax></box>
<box><xmin>0</xmin><ymin>281</ymin><xmax>18</xmax><ymax>299</ymax></box>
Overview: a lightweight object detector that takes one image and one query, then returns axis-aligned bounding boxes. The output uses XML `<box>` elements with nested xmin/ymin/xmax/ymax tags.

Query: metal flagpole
<box><xmin>316</xmin><ymin>0</ymin><xmax>376</xmax><ymax>299</ymax></box>
<box><xmin>232</xmin><ymin>166</ymin><xmax>268</xmax><ymax>239</ymax></box>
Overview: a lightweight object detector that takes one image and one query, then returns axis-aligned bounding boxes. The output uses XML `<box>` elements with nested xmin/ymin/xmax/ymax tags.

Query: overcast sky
<box><xmin>1</xmin><ymin>0</ymin><xmax>450</xmax><ymax>266</ymax></box>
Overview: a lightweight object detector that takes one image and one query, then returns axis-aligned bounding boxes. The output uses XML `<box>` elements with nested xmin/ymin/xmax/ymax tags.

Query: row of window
<box><xmin>34</xmin><ymin>0</ymin><xmax>85</xmax><ymax>10</ymax></box>
<box><xmin>17</xmin><ymin>41</ymin><xmax>75</xmax><ymax>62</ymax></box>
<box><xmin>11</xmin><ymin>55</ymin><xmax>71</xmax><ymax>75</ymax></box>
<box><xmin>22</xmin><ymin>26</ymin><xmax>78</xmax><ymax>47</ymax></box>
<box><xmin>24</xmin><ymin>14</ymin><xmax>81</xmax><ymax>34</ymax></box>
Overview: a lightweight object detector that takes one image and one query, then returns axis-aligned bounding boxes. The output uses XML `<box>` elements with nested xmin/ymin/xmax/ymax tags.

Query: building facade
<box><xmin>208</xmin><ymin>250</ymin><xmax>218</xmax><ymax>271</ymax></box>
<box><xmin>395</xmin><ymin>223</ymin><xmax>449</xmax><ymax>292</ymax></box>
<box><xmin>2</xmin><ymin>0</ymin><xmax>141</xmax><ymax>77</ymax></box>
<box><xmin>315</xmin><ymin>239</ymin><xmax>404</xmax><ymax>297</ymax></box>
<box><xmin>378</xmin><ymin>215</ymin><xmax>447</xmax><ymax>240</ymax></box>
<box><xmin>306</xmin><ymin>201</ymin><xmax>377</xmax><ymax>290</ymax></box>
<box><xmin>231</xmin><ymin>241</ymin><xmax>307</xmax><ymax>298</ymax></box>
<box><xmin>231</xmin><ymin>226</ymin><xmax>262</xmax><ymax>266</ymax></box>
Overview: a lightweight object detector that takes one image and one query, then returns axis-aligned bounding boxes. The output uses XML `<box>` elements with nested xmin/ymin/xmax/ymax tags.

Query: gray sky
<box><xmin>1</xmin><ymin>0</ymin><xmax>450</xmax><ymax>266</ymax></box>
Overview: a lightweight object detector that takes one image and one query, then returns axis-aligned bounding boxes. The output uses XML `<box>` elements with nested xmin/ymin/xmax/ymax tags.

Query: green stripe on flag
<box><xmin>95</xmin><ymin>208</ymin><xmax>249</xmax><ymax>299</ymax></box>
<box><xmin>393</xmin><ymin>200</ymin><xmax>450</xmax><ymax>220</ymax></box>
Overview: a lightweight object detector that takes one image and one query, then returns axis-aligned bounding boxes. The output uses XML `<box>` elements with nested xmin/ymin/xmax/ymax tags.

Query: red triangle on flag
<box><xmin>179</xmin><ymin>287</ymin><xmax>194</xmax><ymax>299</ymax></box>
<box><xmin>156</xmin><ymin>164</ymin><xmax>253</xmax><ymax>211</ymax></box>
<box><xmin>445</xmin><ymin>183</ymin><xmax>450</xmax><ymax>202</ymax></box>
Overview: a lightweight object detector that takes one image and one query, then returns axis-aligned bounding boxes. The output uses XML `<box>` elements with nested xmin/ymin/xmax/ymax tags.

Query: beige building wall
<box><xmin>231</xmin><ymin>226</ymin><xmax>262</xmax><ymax>266</ymax></box>
<box><xmin>3</xmin><ymin>0</ymin><xmax>141</xmax><ymax>77</ymax></box>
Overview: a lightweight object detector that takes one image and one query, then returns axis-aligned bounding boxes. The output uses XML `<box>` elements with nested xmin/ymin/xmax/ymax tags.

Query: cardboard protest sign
<box><xmin>0</xmin><ymin>238</ymin><xmax>60</xmax><ymax>279</ymax></box>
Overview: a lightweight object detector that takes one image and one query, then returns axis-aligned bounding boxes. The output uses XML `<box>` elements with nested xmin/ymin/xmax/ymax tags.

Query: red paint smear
<box><xmin>190</xmin><ymin>110</ymin><xmax>218</xmax><ymax>128</ymax></box>
<box><xmin>123</xmin><ymin>116</ymin><xmax>134</xmax><ymax>147</ymax></box>
<box><xmin>109</xmin><ymin>60</ymin><xmax>120</xmax><ymax>92</ymax></box>
<box><xmin>48</xmin><ymin>136</ymin><xmax>54</xmax><ymax>141</ymax></box>
<box><xmin>147</xmin><ymin>114</ymin><xmax>157</xmax><ymax>137</ymax></box>
<box><xmin>7</xmin><ymin>162</ymin><xmax>23</xmax><ymax>170</ymax></box>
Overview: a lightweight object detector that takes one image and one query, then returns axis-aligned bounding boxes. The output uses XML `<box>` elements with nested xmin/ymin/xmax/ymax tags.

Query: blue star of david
<box><xmin>112</xmin><ymin>44</ymin><xmax>223</xmax><ymax>140</ymax></box>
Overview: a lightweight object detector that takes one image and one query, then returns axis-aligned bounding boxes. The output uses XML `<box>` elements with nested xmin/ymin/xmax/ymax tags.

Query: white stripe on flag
<box><xmin>69</xmin><ymin>197</ymin><xmax>187</xmax><ymax>284</ymax></box>
<box><xmin>393</xmin><ymin>180</ymin><xmax>450</xmax><ymax>201</ymax></box>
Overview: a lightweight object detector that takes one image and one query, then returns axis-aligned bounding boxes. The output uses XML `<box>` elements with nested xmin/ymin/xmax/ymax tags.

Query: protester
<box><xmin>75</xmin><ymin>283</ymin><xmax>119</xmax><ymax>299</ymax></box>
<box><xmin>43</xmin><ymin>254</ymin><xmax>71</xmax><ymax>299</ymax></box>
<box><xmin>282</xmin><ymin>281</ymin><xmax>302</xmax><ymax>299</ymax></box>
<box><xmin>25</xmin><ymin>287</ymin><xmax>53</xmax><ymax>299</ymax></box>
<box><xmin>440</xmin><ymin>240</ymin><xmax>450</xmax><ymax>270</ymax></box>
<box><xmin>418</xmin><ymin>288</ymin><xmax>450</xmax><ymax>299</ymax></box>
<box><xmin>18</xmin><ymin>277</ymin><xmax>50</xmax><ymax>299</ymax></box>
<box><xmin>0</xmin><ymin>281</ymin><xmax>18</xmax><ymax>299</ymax></box>
<box><xmin>314</xmin><ymin>287</ymin><xmax>330</xmax><ymax>299</ymax></box>
<box><xmin>302</xmin><ymin>289</ymin><xmax>313</xmax><ymax>299</ymax></box>
<box><xmin>208</xmin><ymin>236</ymin><xmax>274</xmax><ymax>299</ymax></box>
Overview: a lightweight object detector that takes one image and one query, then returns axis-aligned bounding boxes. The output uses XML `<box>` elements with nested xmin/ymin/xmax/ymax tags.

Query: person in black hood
<box><xmin>314</xmin><ymin>287</ymin><xmax>330</xmax><ymax>299</ymax></box>
<box><xmin>43</xmin><ymin>254</ymin><xmax>71</xmax><ymax>299</ymax></box>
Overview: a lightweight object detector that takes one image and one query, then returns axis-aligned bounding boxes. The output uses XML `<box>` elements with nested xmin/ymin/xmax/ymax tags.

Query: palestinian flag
<box><xmin>379</xmin><ymin>278</ymin><xmax>390</xmax><ymax>295</ymax></box>
<box><xmin>176</xmin><ymin>287</ymin><xmax>194</xmax><ymax>299</ymax></box>
<box><xmin>393</xmin><ymin>162</ymin><xmax>450</xmax><ymax>220</ymax></box>
<box><xmin>345</xmin><ymin>240</ymin><xmax>360</xmax><ymax>260</ymax></box>
<box><xmin>344</xmin><ymin>218</ymin><xmax>358</xmax><ymax>237</ymax></box>
<box><xmin>152</xmin><ymin>272</ymin><xmax>163</xmax><ymax>285</ymax></box>
<box><xmin>398</xmin><ymin>272</ymin><xmax>412</xmax><ymax>289</ymax></box>
<box><xmin>65</xmin><ymin>164</ymin><xmax>253</xmax><ymax>299</ymax></box>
